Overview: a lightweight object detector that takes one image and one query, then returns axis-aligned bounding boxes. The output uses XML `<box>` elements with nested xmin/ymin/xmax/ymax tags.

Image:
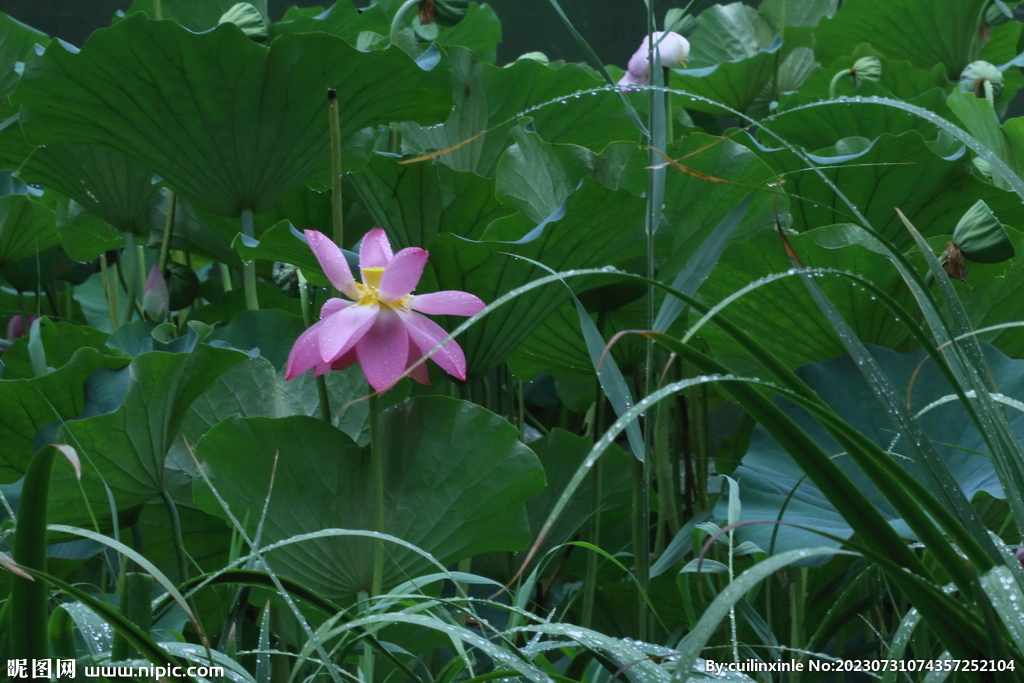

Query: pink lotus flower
<box><xmin>285</xmin><ymin>229</ymin><xmax>485</xmax><ymax>391</ymax></box>
<box><xmin>618</xmin><ymin>31</ymin><xmax>690</xmax><ymax>90</ymax></box>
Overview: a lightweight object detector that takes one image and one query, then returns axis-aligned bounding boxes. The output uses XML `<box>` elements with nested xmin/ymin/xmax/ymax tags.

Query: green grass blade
<box><xmin>10</xmin><ymin>444</ymin><xmax>80</xmax><ymax>662</ymax></box>
<box><xmin>672</xmin><ymin>548</ymin><xmax>857</xmax><ymax>679</ymax></box>
<box><xmin>15</xmin><ymin>566</ymin><xmax>194</xmax><ymax>681</ymax></box>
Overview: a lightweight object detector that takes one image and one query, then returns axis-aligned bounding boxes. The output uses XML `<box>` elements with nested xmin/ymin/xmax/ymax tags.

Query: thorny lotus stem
<box><xmin>158</xmin><ymin>191</ymin><xmax>176</xmax><ymax>274</ymax></box>
<box><xmin>390</xmin><ymin>0</ymin><xmax>421</xmax><ymax>43</ymax></box>
<box><xmin>241</xmin><ymin>209</ymin><xmax>259</xmax><ymax>311</ymax></box>
<box><xmin>328</xmin><ymin>89</ymin><xmax>344</xmax><ymax>295</ymax></box>
<box><xmin>298</xmin><ymin>270</ymin><xmax>332</xmax><ymax>423</ymax></box>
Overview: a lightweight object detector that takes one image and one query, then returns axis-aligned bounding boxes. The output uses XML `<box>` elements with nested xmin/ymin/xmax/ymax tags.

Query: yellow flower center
<box><xmin>355</xmin><ymin>267</ymin><xmax>412</xmax><ymax>311</ymax></box>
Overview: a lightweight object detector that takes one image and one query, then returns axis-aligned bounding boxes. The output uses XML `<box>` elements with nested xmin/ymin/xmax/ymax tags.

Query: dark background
<box><xmin>0</xmin><ymin>0</ymin><xmax>724</xmax><ymax>68</ymax></box>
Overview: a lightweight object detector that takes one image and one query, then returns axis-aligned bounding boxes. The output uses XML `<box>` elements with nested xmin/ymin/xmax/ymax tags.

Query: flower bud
<box><xmin>851</xmin><ymin>56</ymin><xmax>882</xmax><ymax>85</ymax></box>
<box><xmin>959</xmin><ymin>60</ymin><xmax>1004</xmax><ymax>101</ymax></box>
<box><xmin>6</xmin><ymin>314</ymin><xmax>37</xmax><ymax>341</ymax></box>
<box><xmin>626</xmin><ymin>31</ymin><xmax>690</xmax><ymax>80</ymax></box>
<box><xmin>1017</xmin><ymin>544</ymin><xmax>1024</xmax><ymax>569</ymax></box>
<box><xmin>143</xmin><ymin>263</ymin><xmax>169</xmax><ymax>321</ymax></box>
<box><xmin>218</xmin><ymin>3</ymin><xmax>268</xmax><ymax>42</ymax></box>
<box><xmin>829</xmin><ymin>56</ymin><xmax>882</xmax><ymax>98</ymax></box>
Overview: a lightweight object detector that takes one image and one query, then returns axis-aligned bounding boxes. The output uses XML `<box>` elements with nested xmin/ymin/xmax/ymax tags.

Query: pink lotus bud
<box><xmin>626</xmin><ymin>31</ymin><xmax>690</xmax><ymax>80</ymax></box>
<box><xmin>143</xmin><ymin>264</ymin><xmax>169</xmax><ymax>321</ymax></box>
<box><xmin>6</xmin><ymin>314</ymin><xmax>38</xmax><ymax>341</ymax></box>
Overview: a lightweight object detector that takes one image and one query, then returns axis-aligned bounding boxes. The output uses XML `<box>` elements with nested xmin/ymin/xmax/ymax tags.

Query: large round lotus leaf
<box><xmin>123</xmin><ymin>0</ymin><xmax>268</xmax><ymax>33</ymax></box>
<box><xmin>43</xmin><ymin>343</ymin><xmax>250</xmax><ymax>527</ymax></box>
<box><xmin>0</xmin><ymin>10</ymin><xmax>46</xmax><ymax>101</ymax></box>
<box><xmin>17</xmin><ymin>138</ymin><xmax>159</xmax><ymax>234</ymax></box>
<box><xmin>0</xmin><ymin>193</ymin><xmax>59</xmax><ymax>267</ymax></box>
<box><xmin>193</xmin><ymin>397</ymin><xmax>545</xmax><ymax>606</ymax></box>
<box><xmin>814</xmin><ymin>0</ymin><xmax>988</xmax><ymax>79</ymax></box>
<box><xmin>717</xmin><ymin>344</ymin><xmax>1009</xmax><ymax>561</ymax></box>
<box><xmin>12</xmin><ymin>14</ymin><xmax>451</xmax><ymax>217</ymax></box>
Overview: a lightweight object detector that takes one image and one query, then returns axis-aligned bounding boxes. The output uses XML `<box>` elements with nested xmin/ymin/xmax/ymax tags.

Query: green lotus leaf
<box><xmin>0</xmin><ymin>319</ymin><xmax>114</xmax><ymax>380</ymax></box>
<box><xmin>0</xmin><ymin>10</ymin><xmax>46</xmax><ymax>101</ymax></box>
<box><xmin>55</xmin><ymin>200</ymin><xmax>125</xmax><ymax>262</ymax></box>
<box><xmin>814</xmin><ymin>0</ymin><xmax>987</xmax><ymax>79</ymax></box>
<box><xmin>427</xmin><ymin>0</ymin><xmax>470</xmax><ymax>27</ymax></box>
<box><xmin>167</xmin><ymin>356</ymin><xmax>371</xmax><ymax>478</ymax></box>
<box><xmin>16</xmin><ymin>138</ymin><xmax>159</xmax><ymax>234</ymax></box>
<box><xmin>45</xmin><ymin>343</ymin><xmax>250</xmax><ymax>526</ymax></box>
<box><xmin>743</xmin><ymin>131</ymin><xmax>1024</xmax><ymax>252</ymax></box>
<box><xmin>123</xmin><ymin>0</ymin><xmax>268</xmax><ymax>32</ymax></box>
<box><xmin>348</xmin><ymin>154</ymin><xmax>514</xmax><ymax>249</ymax></box>
<box><xmin>952</xmin><ymin>227</ymin><xmax>1024</xmax><ymax>357</ymax></box>
<box><xmin>399</xmin><ymin>47</ymin><xmax>640</xmax><ymax>176</ymax></box>
<box><xmin>669</xmin><ymin>2</ymin><xmax>805</xmax><ymax>116</ymax></box>
<box><xmin>232</xmin><ymin>220</ymin><xmax>332</xmax><ymax>288</ymax></box>
<box><xmin>218</xmin><ymin>3</ymin><xmax>267</xmax><ymax>41</ymax></box>
<box><xmin>13</xmin><ymin>14</ymin><xmax>451</xmax><ymax>217</ymax></box>
<box><xmin>0</xmin><ymin>348</ymin><xmax>129</xmax><ymax>482</ymax></box>
<box><xmin>952</xmin><ymin>199</ymin><xmax>1015</xmax><ymax>263</ymax></box>
<box><xmin>270</xmin><ymin>2</ymin><xmax>388</xmax><ymax>45</ymax></box>
<box><xmin>495</xmin><ymin>125</ymin><xmax>593</xmax><ymax>223</ymax></box>
<box><xmin>0</xmin><ymin>193</ymin><xmax>59</xmax><ymax>267</ymax></box>
<box><xmin>718</xmin><ymin>344</ymin><xmax>1008</xmax><ymax>560</ymax></box>
<box><xmin>421</xmin><ymin>179</ymin><xmax>646</xmax><ymax>375</ymax></box>
<box><xmin>271</xmin><ymin>2</ymin><xmax>502</xmax><ymax>63</ymax></box>
<box><xmin>768</xmin><ymin>89</ymin><xmax>949</xmax><ymax>153</ymax></box>
<box><xmin>699</xmin><ymin>225</ymin><xmax>916</xmax><ymax>373</ymax></box>
<box><xmin>759</xmin><ymin>0</ymin><xmax>837</xmax><ymax>29</ymax></box>
<box><xmin>193</xmin><ymin>397</ymin><xmax>545</xmax><ymax>606</ymax></box>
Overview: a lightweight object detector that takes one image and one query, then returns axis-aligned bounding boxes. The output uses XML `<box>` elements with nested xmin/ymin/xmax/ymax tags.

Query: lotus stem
<box><xmin>389</xmin><ymin>0</ymin><xmax>420</xmax><ymax>44</ymax></box>
<box><xmin>328</xmin><ymin>89</ymin><xmax>344</xmax><ymax>293</ymax></box>
<box><xmin>121</xmin><ymin>231</ymin><xmax>138</xmax><ymax>325</ymax></box>
<box><xmin>100</xmin><ymin>252</ymin><xmax>119</xmax><ymax>331</ymax></box>
<box><xmin>370</xmin><ymin>392</ymin><xmax>385</xmax><ymax>598</ymax></box>
<box><xmin>219</xmin><ymin>263</ymin><xmax>233</xmax><ymax>292</ymax></box>
<box><xmin>828</xmin><ymin>68</ymin><xmax>850</xmax><ymax>99</ymax></box>
<box><xmin>158</xmin><ymin>191</ymin><xmax>176</xmax><ymax>274</ymax></box>
<box><xmin>241</xmin><ymin>209</ymin><xmax>259</xmax><ymax>311</ymax></box>
<box><xmin>298</xmin><ymin>270</ymin><xmax>332</xmax><ymax>423</ymax></box>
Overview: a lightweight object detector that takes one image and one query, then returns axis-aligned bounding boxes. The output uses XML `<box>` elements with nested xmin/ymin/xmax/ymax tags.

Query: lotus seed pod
<box><xmin>959</xmin><ymin>60</ymin><xmax>1004</xmax><ymax>101</ymax></box>
<box><xmin>851</xmin><ymin>56</ymin><xmax>882</xmax><ymax>85</ymax></box>
<box><xmin>218</xmin><ymin>3</ymin><xmax>268</xmax><ymax>42</ymax></box>
<box><xmin>951</xmin><ymin>199</ymin><xmax>1015</xmax><ymax>264</ymax></box>
<box><xmin>985</xmin><ymin>0</ymin><xmax>1015</xmax><ymax>27</ymax></box>
<box><xmin>419</xmin><ymin>0</ymin><xmax>470</xmax><ymax>27</ymax></box>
